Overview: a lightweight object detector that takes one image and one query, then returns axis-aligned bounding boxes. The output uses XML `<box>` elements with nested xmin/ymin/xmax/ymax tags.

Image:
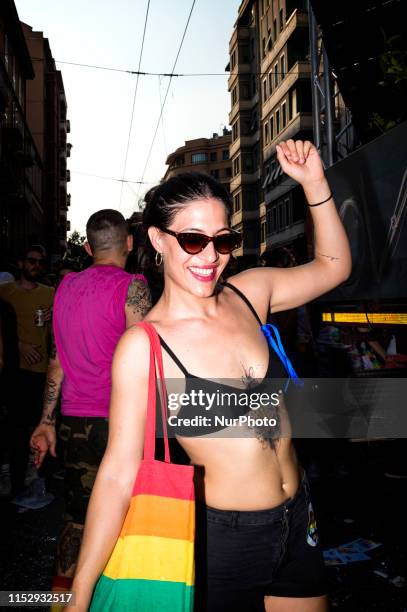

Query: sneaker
<box><xmin>11</xmin><ymin>477</ymin><xmax>54</xmax><ymax>510</ymax></box>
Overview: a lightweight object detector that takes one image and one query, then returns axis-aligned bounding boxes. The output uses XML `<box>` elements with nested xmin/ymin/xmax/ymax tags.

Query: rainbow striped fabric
<box><xmin>90</xmin><ymin>322</ymin><xmax>195</xmax><ymax>611</ymax></box>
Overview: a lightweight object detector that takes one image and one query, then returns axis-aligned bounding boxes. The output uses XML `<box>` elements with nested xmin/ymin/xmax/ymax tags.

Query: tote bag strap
<box><xmin>137</xmin><ymin>321</ymin><xmax>171</xmax><ymax>464</ymax></box>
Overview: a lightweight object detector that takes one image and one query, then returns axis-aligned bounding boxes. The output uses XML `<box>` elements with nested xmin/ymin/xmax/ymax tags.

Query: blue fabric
<box><xmin>261</xmin><ymin>324</ymin><xmax>304</xmax><ymax>392</ymax></box>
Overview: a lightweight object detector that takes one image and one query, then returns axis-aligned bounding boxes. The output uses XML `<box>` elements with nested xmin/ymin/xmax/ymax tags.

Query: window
<box><xmin>231</xmin><ymin>86</ymin><xmax>237</xmax><ymax>106</ymax></box>
<box><xmin>241</xmin><ymin>119</ymin><xmax>251</xmax><ymax>136</ymax></box>
<box><xmin>273</xmin><ymin>18</ymin><xmax>277</xmax><ymax>42</ymax></box>
<box><xmin>272</xmin><ymin>207</ymin><xmax>277</xmax><ymax>233</ymax></box>
<box><xmin>268</xmin><ymin>72</ymin><xmax>273</xmax><ymax>96</ymax></box>
<box><xmin>288</xmin><ymin>90</ymin><xmax>293</xmax><ymax>121</ymax></box>
<box><xmin>222</xmin><ymin>149</ymin><xmax>230</xmax><ymax>160</ymax></box>
<box><xmin>279</xmin><ymin>8</ymin><xmax>284</xmax><ymax>32</ymax></box>
<box><xmin>191</xmin><ymin>152</ymin><xmax>207</xmax><ymax>164</ymax></box>
<box><xmin>276</xmin><ymin>109</ymin><xmax>280</xmax><ymax>134</ymax></box>
<box><xmin>250</xmin><ymin>38</ymin><xmax>255</xmax><ymax>61</ymax></box>
<box><xmin>270</xmin><ymin>115</ymin><xmax>274</xmax><ymax>140</ymax></box>
<box><xmin>280</xmin><ymin>55</ymin><xmax>285</xmax><ymax>79</ymax></box>
<box><xmin>231</xmin><ymin>49</ymin><xmax>237</xmax><ymax>70</ymax></box>
<box><xmin>241</xmin><ymin>83</ymin><xmax>250</xmax><ymax>100</ymax></box>
<box><xmin>242</xmin><ymin>153</ymin><xmax>254</xmax><ymax>172</ymax></box>
<box><xmin>210</xmin><ymin>169</ymin><xmax>219</xmax><ymax>179</ymax></box>
<box><xmin>232</xmin><ymin>121</ymin><xmax>239</xmax><ymax>141</ymax></box>
<box><xmin>285</xmin><ymin>198</ymin><xmax>292</xmax><ymax>226</ymax></box>
<box><xmin>173</xmin><ymin>155</ymin><xmax>184</xmax><ymax>167</ymax></box>
<box><xmin>266</xmin><ymin>209</ymin><xmax>272</xmax><ymax>234</ymax></box>
<box><xmin>261</xmin><ymin>221</ymin><xmax>266</xmax><ymax>243</ymax></box>
<box><xmin>233</xmin><ymin>192</ymin><xmax>242</xmax><ymax>213</ymax></box>
<box><xmin>233</xmin><ymin>156</ymin><xmax>240</xmax><ymax>176</ymax></box>
<box><xmin>264</xmin><ymin>122</ymin><xmax>269</xmax><ymax>144</ymax></box>
<box><xmin>282</xmin><ymin>102</ymin><xmax>287</xmax><ymax>128</ymax></box>
<box><xmin>251</xmin><ymin>75</ymin><xmax>257</xmax><ymax>95</ymax></box>
<box><xmin>263</xmin><ymin>79</ymin><xmax>267</xmax><ymax>102</ymax></box>
<box><xmin>210</xmin><ymin>151</ymin><xmax>217</xmax><ymax>162</ymax></box>
<box><xmin>240</xmin><ymin>44</ymin><xmax>250</xmax><ymax>64</ymax></box>
<box><xmin>274</xmin><ymin>63</ymin><xmax>278</xmax><ymax>89</ymax></box>
<box><xmin>262</xmin><ymin>37</ymin><xmax>266</xmax><ymax>58</ymax></box>
<box><xmin>225</xmin><ymin>167</ymin><xmax>232</xmax><ymax>178</ymax></box>
<box><xmin>278</xmin><ymin>203</ymin><xmax>285</xmax><ymax>228</ymax></box>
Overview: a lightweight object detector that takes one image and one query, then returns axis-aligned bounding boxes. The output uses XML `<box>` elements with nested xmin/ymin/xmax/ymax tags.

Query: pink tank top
<box><xmin>53</xmin><ymin>265</ymin><xmax>146</xmax><ymax>418</ymax></box>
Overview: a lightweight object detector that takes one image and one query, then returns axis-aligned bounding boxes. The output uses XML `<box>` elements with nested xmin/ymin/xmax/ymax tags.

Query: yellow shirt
<box><xmin>0</xmin><ymin>281</ymin><xmax>55</xmax><ymax>373</ymax></box>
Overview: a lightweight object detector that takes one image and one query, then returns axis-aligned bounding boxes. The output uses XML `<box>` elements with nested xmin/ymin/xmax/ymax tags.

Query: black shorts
<box><xmin>195</xmin><ymin>472</ymin><xmax>327</xmax><ymax>611</ymax></box>
<box><xmin>59</xmin><ymin>416</ymin><xmax>108</xmax><ymax>525</ymax></box>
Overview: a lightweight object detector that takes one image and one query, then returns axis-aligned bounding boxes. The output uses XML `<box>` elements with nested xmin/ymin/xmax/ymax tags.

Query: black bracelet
<box><xmin>307</xmin><ymin>192</ymin><xmax>333</xmax><ymax>207</ymax></box>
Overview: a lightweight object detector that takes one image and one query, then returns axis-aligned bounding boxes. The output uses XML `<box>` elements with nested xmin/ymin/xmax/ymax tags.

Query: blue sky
<box><xmin>15</xmin><ymin>0</ymin><xmax>241</xmax><ymax>234</ymax></box>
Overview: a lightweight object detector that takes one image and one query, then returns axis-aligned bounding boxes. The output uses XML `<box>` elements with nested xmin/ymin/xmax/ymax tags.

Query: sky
<box><xmin>15</xmin><ymin>0</ymin><xmax>242</xmax><ymax>235</ymax></box>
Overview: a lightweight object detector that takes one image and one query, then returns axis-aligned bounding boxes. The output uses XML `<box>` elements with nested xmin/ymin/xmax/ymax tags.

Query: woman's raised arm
<box><xmin>230</xmin><ymin>140</ymin><xmax>352</xmax><ymax>314</ymax></box>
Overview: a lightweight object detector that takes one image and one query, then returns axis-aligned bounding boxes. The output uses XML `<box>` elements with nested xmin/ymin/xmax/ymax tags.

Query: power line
<box><xmin>119</xmin><ymin>0</ymin><xmax>151</xmax><ymax>209</ymax></box>
<box><xmin>71</xmin><ymin>170</ymin><xmax>156</xmax><ymax>184</ymax></box>
<box><xmin>137</xmin><ymin>0</ymin><xmax>197</xmax><ymax>201</ymax></box>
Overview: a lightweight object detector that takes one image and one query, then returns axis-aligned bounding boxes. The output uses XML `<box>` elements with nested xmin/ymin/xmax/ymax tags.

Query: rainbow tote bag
<box><xmin>90</xmin><ymin>321</ymin><xmax>195</xmax><ymax>611</ymax></box>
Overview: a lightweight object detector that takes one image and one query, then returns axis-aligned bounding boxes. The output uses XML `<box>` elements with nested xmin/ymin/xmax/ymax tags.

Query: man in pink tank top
<box><xmin>29</xmin><ymin>210</ymin><xmax>151</xmax><ymax>596</ymax></box>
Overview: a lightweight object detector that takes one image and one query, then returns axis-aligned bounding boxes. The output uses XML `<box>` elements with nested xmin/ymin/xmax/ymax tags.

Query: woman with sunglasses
<box><xmin>69</xmin><ymin>140</ymin><xmax>351</xmax><ymax>612</ymax></box>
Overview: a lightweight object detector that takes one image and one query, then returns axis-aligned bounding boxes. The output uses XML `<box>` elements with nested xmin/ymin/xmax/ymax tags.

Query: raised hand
<box><xmin>276</xmin><ymin>140</ymin><xmax>325</xmax><ymax>187</ymax></box>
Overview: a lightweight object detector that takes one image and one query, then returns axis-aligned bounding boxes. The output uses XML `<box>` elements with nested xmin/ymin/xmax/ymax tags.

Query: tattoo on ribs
<box><xmin>126</xmin><ymin>279</ymin><xmax>152</xmax><ymax>317</ymax></box>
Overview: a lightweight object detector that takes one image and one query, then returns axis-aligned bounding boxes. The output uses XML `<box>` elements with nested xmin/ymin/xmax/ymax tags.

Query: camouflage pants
<box><xmin>59</xmin><ymin>416</ymin><xmax>108</xmax><ymax>525</ymax></box>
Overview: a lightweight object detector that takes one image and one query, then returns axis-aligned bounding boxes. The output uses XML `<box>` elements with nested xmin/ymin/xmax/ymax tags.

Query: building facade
<box><xmin>228</xmin><ymin>0</ymin><xmax>313</xmax><ymax>261</ymax></box>
<box><xmin>0</xmin><ymin>0</ymin><xmax>42</xmax><ymax>261</ymax></box>
<box><xmin>22</xmin><ymin>23</ymin><xmax>71</xmax><ymax>260</ymax></box>
<box><xmin>0</xmin><ymin>1</ymin><xmax>70</xmax><ymax>264</ymax></box>
<box><xmin>163</xmin><ymin>129</ymin><xmax>232</xmax><ymax>192</ymax></box>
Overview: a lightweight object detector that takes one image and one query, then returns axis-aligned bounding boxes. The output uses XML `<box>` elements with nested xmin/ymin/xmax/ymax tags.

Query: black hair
<box><xmin>86</xmin><ymin>209</ymin><xmax>129</xmax><ymax>253</ymax></box>
<box><xmin>58</xmin><ymin>259</ymin><xmax>80</xmax><ymax>274</ymax></box>
<box><xmin>22</xmin><ymin>244</ymin><xmax>46</xmax><ymax>260</ymax></box>
<box><xmin>142</xmin><ymin>172</ymin><xmax>232</xmax><ymax>231</ymax></box>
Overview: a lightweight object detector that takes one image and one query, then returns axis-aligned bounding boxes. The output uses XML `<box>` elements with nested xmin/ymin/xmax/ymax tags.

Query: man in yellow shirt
<box><xmin>0</xmin><ymin>245</ymin><xmax>54</xmax><ymax>495</ymax></box>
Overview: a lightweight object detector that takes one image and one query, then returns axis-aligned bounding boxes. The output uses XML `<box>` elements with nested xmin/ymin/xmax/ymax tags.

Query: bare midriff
<box><xmin>179</xmin><ymin>434</ymin><xmax>300</xmax><ymax>511</ymax></box>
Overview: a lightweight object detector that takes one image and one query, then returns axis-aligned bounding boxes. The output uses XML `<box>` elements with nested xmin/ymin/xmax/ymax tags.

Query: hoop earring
<box><xmin>155</xmin><ymin>251</ymin><xmax>163</xmax><ymax>267</ymax></box>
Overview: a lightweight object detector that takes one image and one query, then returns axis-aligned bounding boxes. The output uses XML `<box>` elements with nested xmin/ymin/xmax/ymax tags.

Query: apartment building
<box><xmin>0</xmin><ymin>0</ymin><xmax>70</xmax><ymax>263</ymax></box>
<box><xmin>228</xmin><ymin>0</ymin><xmax>312</xmax><ymax>261</ymax></box>
<box><xmin>163</xmin><ymin>129</ymin><xmax>232</xmax><ymax>192</ymax></box>
<box><xmin>22</xmin><ymin>23</ymin><xmax>71</xmax><ymax>259</ymax></box>
<box><xmin>0</xmin><ymin>0</ymin><xmax>43</xmax><ymax>259</ymax></box>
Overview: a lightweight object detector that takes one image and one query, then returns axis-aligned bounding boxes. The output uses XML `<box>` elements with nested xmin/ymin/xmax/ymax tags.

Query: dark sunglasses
<box><xmin>160</xmin><ymin>228</ymin><xmax>242</xmax><ymax>255</ymax></box>
<box><xmin>26</xmin><ymin>257</ymin><xmax>46</xmax><ymax>266</ymax></box>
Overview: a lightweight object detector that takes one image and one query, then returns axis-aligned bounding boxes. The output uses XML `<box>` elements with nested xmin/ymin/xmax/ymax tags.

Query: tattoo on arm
<box><xmin>126</xmin><ymin>279</ymin><xmax>152</xmax><ymax>318</ymax></box>
<box><xmin>316</xmin><ymin>251</ymin><xmax>340</xmax><ymax>262</ymax></box>
<box><xmin>41</xmin><ymin>375</ymin><xmax>62</xmax><ymax>425</ymax></box>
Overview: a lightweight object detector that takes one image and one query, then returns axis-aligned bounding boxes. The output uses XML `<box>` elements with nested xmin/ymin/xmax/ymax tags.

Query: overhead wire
<box><xmin>119</xmin><ymin>0</ymin><xmax>151</xmax><ymax>209</ymax></box>
<box><xmin>136</xmin><ymin>0</ymin><xmax>197</xmax><ymax>202</ymax></box>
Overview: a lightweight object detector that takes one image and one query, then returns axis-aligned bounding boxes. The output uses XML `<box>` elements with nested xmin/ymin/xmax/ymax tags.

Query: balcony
<box><xmin>261</xmin><ymin>61</ymin><xmax>310</xmax><ymax>119</ymax></box>
<box><xmin>229</xmin><ymin>92</ymin><xmax>259</xmax><ymax>123</ymax></box>
<box><xmin>67</xmin><ymin>193</ymin><xmax>71</xmax><ymax>207</ymax></box>
<box><xmin>229</xmin><ymin>25</ymin><xmax>250</xmax><ymax>52</ymax></box>
<box><xmin>263</xmin><ymin>113</ymin><xmax>313</xmax><ymax>162</ymax></box>
<box><xmin>260</xmin><ymin>9</ymin><xmax>309</xmax><ymax>74</ymax></box>
<box><xmin>264</xmin><ymin>220</ymin><xmax>305</xmax><ymax>248</ymax></box>
<box><xmin>229</xmin><ymin>130</ymin><xmax>260</xmax><ymax>158</ymax></box>
<box><xmin>228</xmin><ymin>63</ymin><xmax>252</xmax><ymax>89</ymax></box>
<box><xmin>230</xmin><ymin>168</ymin><xmax>261</xmax><ymax>191</ymax></box>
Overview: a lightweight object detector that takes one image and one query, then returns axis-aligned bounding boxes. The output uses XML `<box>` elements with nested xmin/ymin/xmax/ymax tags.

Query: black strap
<box><xmin>158</xmin><ymin>336</ymin><xmax>190</xmax><ymax>377</ymax></box>
<box><xmin>222</xmin><ymin>282</ymin><xmax>263</xmax><ymax>326</ymax></box>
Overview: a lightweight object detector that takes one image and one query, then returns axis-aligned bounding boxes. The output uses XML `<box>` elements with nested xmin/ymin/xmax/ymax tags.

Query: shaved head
<box><xmin>86</xmin><ymin>209</ymin><xmax>129</xmax><ymax>254</ymax></box>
